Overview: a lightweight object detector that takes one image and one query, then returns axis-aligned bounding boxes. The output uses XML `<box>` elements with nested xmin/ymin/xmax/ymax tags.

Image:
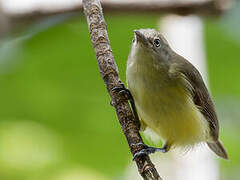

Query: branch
<box><xmin>6</xmin><ymin>0</ymin><xmax>231</xmax><ymax>22</ymax></box>
<box><xmin>82</xmin><ymin>0</ymin><xmax>162</xmax><ymax>179</ymax></box>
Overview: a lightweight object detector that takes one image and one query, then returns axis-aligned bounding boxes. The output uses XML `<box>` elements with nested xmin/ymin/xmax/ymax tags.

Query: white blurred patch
<box><xmin>124</xmin><ymin>145</ymin><xmax>218</xmax><ymax>180</ymax></box>
<box><xmin>1</xmin><ymin>0</ymin><xmax>81</xmax><ymax>14</ymax></box>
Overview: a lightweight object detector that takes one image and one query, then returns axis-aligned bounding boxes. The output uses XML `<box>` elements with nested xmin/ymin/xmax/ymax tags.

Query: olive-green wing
<box><xmin>171</xmin><ymin>54</ymin><xmax>228</xmax><ymax>159</ymax></box>
<box><xmin>173</xmin><ymin>58</ymin><xmax>219</xmax><ymax>140</ymax></box>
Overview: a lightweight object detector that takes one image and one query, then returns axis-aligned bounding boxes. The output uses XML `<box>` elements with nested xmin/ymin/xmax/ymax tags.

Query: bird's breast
<box><xmin>126</xmin><ymin>61</ymin><xmax>210</xmax><ymax>147</ymax></box>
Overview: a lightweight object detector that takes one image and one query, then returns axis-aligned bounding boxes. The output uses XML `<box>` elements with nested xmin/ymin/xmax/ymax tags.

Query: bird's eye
<box><xmin>132</xmin><ymin>38</ymin><xmax>135</xmax><ymax>43</ymax></box>
<box><xmin>154</xmin><ymin>39</ymin><xmax>161</xmax><ymax>47</ymax></box>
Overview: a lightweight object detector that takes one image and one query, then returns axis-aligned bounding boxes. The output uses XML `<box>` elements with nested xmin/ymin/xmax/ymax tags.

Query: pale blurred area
<box><xmin>0</xmin><ymin>0</ymin><xmax>210</xmax><ymax>15</ymax></box>
<box><xmin>0</xmin><ymin>0</ymin><xmax>239</xmax><ymax>180</ymax></box>
<box><xmin>1</xmin><ymin>0</ymin><xmax>81</xmax><ymax>14</ymax></box>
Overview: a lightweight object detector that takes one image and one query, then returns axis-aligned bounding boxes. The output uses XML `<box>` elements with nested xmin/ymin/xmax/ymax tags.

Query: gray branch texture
<box><xmin>82</xmin><ymin>0</ymin><xmax>162</xmax><ymax>179</ymax></box>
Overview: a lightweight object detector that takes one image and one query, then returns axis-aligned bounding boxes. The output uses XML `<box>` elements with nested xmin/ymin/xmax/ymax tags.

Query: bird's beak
<box><xmin>134</xmin><ymin>30</ymin><xmax>148</xmax><ymax>46</ymax></box>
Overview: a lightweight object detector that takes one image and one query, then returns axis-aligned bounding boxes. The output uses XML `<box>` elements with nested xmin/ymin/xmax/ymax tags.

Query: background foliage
<box><xmin>0</xmin><ymin>12</ymin><xmax>239</xmax><ymax>180</ymax></box>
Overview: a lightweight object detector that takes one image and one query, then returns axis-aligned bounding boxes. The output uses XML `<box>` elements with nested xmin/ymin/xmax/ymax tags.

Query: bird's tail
<box><xmin>207</xmin><ymin>140</ymin><xmax>228</xmax><ymax>159</ymax></box>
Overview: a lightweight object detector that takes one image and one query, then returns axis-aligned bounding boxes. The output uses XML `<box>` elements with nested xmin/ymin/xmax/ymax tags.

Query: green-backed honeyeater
<box><xmin>126</xmin><ymin>29</ymin><xmax>228</xmax><ymax>159</ymax></box>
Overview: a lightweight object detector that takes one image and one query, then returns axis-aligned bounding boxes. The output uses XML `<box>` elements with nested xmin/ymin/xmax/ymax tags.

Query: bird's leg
<box><xmin>133</xmin><ymin>143</ymin><xmax>169</xmax><ymax>161</ymax></box>
<box><xmin>111</xmin><ymin>83</ymin><xmax>140</xmax><ymax>129</ymax></box>
<box><xmin>112</xmin><ymin>84</ymin><xmax>169</xmax><ymax>160</ymax></box>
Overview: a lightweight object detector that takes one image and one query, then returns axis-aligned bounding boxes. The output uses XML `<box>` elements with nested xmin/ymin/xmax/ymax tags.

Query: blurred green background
<box><xmin>0</xmin><ymin>8</ymin><xmax>239</xmax><ymax>180</ymax></box>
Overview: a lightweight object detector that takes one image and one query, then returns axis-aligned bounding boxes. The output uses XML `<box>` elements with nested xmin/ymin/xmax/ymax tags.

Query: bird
<box><xmin>125</xmin><ymin>29</ymin><xmax>228</xmax><ymax>159</ymax></box>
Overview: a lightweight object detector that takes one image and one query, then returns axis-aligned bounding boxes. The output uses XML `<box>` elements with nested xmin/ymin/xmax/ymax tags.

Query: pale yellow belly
<box><xmin>130</xmin><ymin>84</ymin><xmax>210</xmax><ymax>148</ymax></box>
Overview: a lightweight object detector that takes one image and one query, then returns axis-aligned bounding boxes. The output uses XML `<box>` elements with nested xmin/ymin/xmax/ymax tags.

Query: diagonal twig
<box><xmin>82</xmin><ymin>0</ymin><xmax>163</xmax><ymax>179</ymax></box>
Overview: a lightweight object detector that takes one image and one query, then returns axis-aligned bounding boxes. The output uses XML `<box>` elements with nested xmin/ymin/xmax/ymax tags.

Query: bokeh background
<box><xmin>0</xmin><ymin>0</ymin><xmax>240</xmax><ymax>180</ymax></box>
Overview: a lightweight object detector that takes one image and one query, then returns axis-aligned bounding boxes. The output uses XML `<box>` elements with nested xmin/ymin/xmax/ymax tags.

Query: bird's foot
<box><xmin>111</xmin><ymin>84</ymin><xmax>140</xmax><ymax>129</ymax></box>
<box><xmin>133</xmin><ymin>143</ymin><xmax>168</xmax><ymax>161</ymax></box>
<box><xmin>111</xmin><ymin>84</ymin><xmax>133</xmax><ymax>102</ymax></box>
